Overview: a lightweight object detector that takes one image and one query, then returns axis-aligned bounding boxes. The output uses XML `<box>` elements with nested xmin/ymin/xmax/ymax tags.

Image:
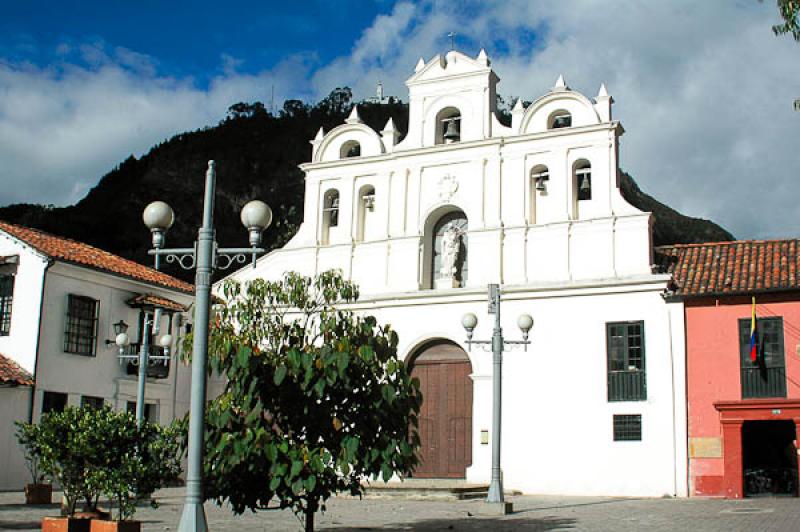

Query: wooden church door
<box><xmin>410</xmin><ymin>341</ymin><xmax>473</xmax><ymax>478</ymax></box>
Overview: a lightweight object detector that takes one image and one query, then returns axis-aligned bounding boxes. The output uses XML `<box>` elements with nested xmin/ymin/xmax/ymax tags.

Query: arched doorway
<box><xmin>409</xmin><ymin>340</ymin><xmax>473</xmax><ymax>478</ymax></box>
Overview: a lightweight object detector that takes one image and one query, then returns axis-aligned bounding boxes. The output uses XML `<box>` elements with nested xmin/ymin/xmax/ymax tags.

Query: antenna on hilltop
<box><xmin>270</xmin><ymin>84</ymin><xmax>275</xmax><ymax>115</ymax></box>
<box><xmin>448</xmin><ymin>31</ymin><xmax>456</xmax><ymax>51</ymax></box>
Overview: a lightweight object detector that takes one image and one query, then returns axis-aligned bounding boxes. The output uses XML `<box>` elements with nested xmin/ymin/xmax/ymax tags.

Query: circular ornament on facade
<box><xmin>438</xmin><ymin>174</ymin><xmax>459</xmax><ymax>200</ymax></box>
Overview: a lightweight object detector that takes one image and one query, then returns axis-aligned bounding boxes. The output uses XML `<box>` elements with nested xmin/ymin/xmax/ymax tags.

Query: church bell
<box><xmin>443</xmin><ymin>119</ymin><xmax>460</xmax><ymax>143</ymax></box>
<box><xmin>579</xmin><ymin>174</ymin><xmax>591</xmax><ymax>193</ymax></box>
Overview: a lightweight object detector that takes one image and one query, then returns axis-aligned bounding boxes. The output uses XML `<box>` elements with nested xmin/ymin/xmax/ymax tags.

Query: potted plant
<box><xmin>89</xmin><ymin>414</ymin><xmax>183</xmax><ymax>532</ymax></box>
<box><xmin>29</xmin><ymin>407</ymin><xmax>105</xmax><ymax>532</ymax></box>
<box><xmin>15</xmin><ymin>422</ymin><xmax>52</xmax><ymax>505</ymax></box>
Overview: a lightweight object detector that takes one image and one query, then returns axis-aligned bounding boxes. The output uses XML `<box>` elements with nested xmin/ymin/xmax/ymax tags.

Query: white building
<box><xmin>228</xmin><ymin>50</ymin><xmax>688</xmax><ymax>497</ymax></box>
<box><xmin>0</xmin><ymin>221</ymin><xmax>197</xmax><ymax>490</ymax></box>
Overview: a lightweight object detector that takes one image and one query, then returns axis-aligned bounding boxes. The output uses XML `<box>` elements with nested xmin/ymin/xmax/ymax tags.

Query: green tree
<box><xmin>771</xmin><ymin>0</ymin><xmax>800</xmax><ymax>41</ymax></box>
<box><xmin>198</xmin><ymin>271</ymin><xmax>421</xmax><ymax>532</ymax></box>
<box><xmin>24</xmin><ymin>407</ymin><xmax>103</xmax><ymax>515</ymax></box>
<box><xmin>89</xmin><ymin>411</ymin><xmax>183</xmax><ymax>521</ymax></box>
<box><xmin>15</xmin><ymin>422</ymin><xmax>45</xmax><ymax>485</ymax></box>
<box><xmin>16</xmin><ymin>407</ymin><xmax>183</xmax><ymax>519</ymax></box>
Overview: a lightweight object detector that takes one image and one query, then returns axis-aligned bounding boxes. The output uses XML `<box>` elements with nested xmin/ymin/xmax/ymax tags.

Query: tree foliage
<box><xmin>197</xmin><ymin>271</ymin><xmax>421</xmax><ymax>531</ymax></box>
<box><xmin>16</xmin><ymin>407</ymin><xmax>182</xmax><ymax>520</ymax></box>
<box><xmin>15</xmin><ymin>422</ymin><xmax>45</xmax><ymax>484</ymax></box>
<box><xmin>771</xmin><ymin>0</ymin><xmax>800</xmax><ymax>41</ymax></box>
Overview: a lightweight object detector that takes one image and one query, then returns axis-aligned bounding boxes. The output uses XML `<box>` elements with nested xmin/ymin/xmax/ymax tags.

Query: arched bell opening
<box><xmin>435</xmin><ymin>107</ymin><xmax>462</xmax><ymax>144</ymax></box>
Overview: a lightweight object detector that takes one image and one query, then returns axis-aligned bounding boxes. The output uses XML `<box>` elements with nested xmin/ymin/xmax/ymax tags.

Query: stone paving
<box><xmin>1</xmin><ymin>488</ymin><xmax>800</xmax><ymax>531</ymax></box>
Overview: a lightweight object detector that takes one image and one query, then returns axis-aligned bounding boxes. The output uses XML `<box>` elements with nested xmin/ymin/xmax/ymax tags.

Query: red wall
<box><xmin>686</xmin><ymin>294</ymin><xmax>800</xmax><ymax>496</ymax></box>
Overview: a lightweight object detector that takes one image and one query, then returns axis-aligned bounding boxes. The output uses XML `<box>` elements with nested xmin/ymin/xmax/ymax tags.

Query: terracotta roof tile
<box><xmin>0</xmin><ymin>353</ymin><xmax>33</xmax><ymax>386</ymax></box>
<box><xmin>656</xmin><ymin>239</ymin><xmax>800</xmax><ymax>298</ymax></box>
<box><xmin>0</xmin><ymin>221</ymin><xmax>193</xmax><ymax>294</ymax></box>
<box><xmin>127</xmin><ymin>293</ymin><xmax>189</xmax><ymax>312</ymax></box>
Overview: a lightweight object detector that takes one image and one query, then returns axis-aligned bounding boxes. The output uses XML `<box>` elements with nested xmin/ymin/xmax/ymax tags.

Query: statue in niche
<box><xmin>439</xmin><ymin>225</ymin><xmax>464</xmax><ymax>280</ymax></box>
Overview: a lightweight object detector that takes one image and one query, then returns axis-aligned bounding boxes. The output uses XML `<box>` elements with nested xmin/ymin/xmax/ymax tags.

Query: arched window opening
<box><xmin>430</xmin><ymin>211</ymin><xmax>468</xmax><ymax>289</ymax></box>
<box><xmin>575</xmin><ymin>161</ymin><xmax>592</xmax><ymax>201</ymax></box>
<box><xmin>529</xmin><ymin>164</ymin><xmax>548</xmax><ymax>224</ymax></box>
<box><xmin>548</xmin><ymin>110</ymin><xmax>572</xmax><ymax>129</ymax></box>
<box><xmin>356</xmin><ymin>185</ymin><xmax>376</xmax><ymax>242</ymax></box>
<box><xmin>340</xmin><ymin>140</ymin><xmax>361</xmax><ymax>158</ymax></box>
<box><xmin>435</xmin><ymin>107</ymin><xmax>461</xmax><ymax>144</ymax></box>
<box><xmin>321</xmin><ymin>189</ymin><xmax>339</xmax><ymax>245</ymax></box>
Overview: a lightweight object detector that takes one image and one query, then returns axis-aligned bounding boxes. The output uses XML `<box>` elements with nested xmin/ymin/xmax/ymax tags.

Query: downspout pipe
<box><xmin>28</xmin><ymin>258</ymin><xmax>54</xmax><ymax>423</ymax></box>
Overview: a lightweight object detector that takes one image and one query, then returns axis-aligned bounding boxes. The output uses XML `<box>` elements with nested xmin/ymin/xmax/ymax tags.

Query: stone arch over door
<box><xmin>409</xmin><ymin>340</ymin><xmax>473</xmax><ymax>478</ymax></box>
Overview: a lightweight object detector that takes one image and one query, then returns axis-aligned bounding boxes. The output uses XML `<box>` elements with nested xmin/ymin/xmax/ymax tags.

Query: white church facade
<box><xmin>229</xmin><ymin>50</ymin><xmax>689</xmax><ymax>497</ymax></box>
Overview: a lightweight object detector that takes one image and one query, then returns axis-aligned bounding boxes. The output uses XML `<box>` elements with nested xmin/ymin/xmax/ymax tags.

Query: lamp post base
<box><xmin>475</xmin><ymin>501</ymin><xmax>514</xmax><ymax>516</ymax></box>
<box><xmin>177</xmin><ymin>502</ymin><xmax>208</xmax><ymax>532</ymax></box>
<box><xmin>486</xmin><ymin>477</ymin><xmax>504</xmax><ymax>504</ymax></box>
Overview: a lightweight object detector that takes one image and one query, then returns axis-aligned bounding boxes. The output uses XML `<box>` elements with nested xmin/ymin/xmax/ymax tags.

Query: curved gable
<box><xmin>315</xmin><ymin>123</ymin><xmax>385</xmax><ymax>163</ymax></box>
<box><xmin>519</xmin><ymin>91</ymin><xmax>601</xmax><ymax>135</ymax></box>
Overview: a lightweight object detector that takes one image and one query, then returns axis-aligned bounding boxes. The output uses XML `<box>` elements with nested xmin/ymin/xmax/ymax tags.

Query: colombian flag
<box><xmin>749</xmin><ymin>296</ymin><xmax>758</xmax><ymax>363</ymax></box>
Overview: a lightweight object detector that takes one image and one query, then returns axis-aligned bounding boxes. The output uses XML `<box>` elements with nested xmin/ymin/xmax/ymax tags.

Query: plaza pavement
<box><xmin>1</xmin><ymin>487</ymin><xmax>799</xmax><ymax>531</ymax></box>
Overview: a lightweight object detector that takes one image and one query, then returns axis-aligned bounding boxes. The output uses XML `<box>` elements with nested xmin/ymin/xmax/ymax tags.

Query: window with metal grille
<box><xmin>64</xmin><ymin>295</ymin><xmax>99</xmax><ymax>356</ymax></box>
<box><xmin>81</xmin><ymin>395</ymin><xmax>104</xmax><ymax>409</ymax></box>
<box><xmin>613</xmin><ymin>414</ymin><xmax>642</xmax><ymax>441</ymax></box>
<box><xmin>607</xmin><ymin>321</ymin><xmax>646</xmax><ymax>401</ymax></box>
<box><xmin>739</xmin><ymin>317</ymin><xmax>786</xmax><ymax>398</ymax></box>
<box><xmin>127</xmin><ymin>401</ymin><xmax>158</xmax><ymax>423</ymax></box>
<box><xmin>0</xmin><ymin>274</ymin><xmax>13</xmax><ymax>335</ymax></box>
<box><xmin>42</xmin><ymin>391</ymin><xmax>68</xmax><ymax>414</ymax></box>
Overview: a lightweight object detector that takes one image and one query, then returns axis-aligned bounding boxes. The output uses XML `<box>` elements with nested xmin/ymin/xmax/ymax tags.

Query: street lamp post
<box><xmin>113</xmin><ymin>311</ymin><xmax>171</xmax><ymax>426</ymax></box>
<box><xmin>461</xmin><ymin>283</ymin><xmax>532</xmax><ymax>512</ymax></box>
<box><xmin>142</xmin><ymin>160</ymin><xmax>272</xmax><ymax>532</ymax></box>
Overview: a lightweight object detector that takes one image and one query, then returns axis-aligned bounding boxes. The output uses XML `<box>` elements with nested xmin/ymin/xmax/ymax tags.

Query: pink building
<box><xmin>660</xmin><ymin>240</ymin><xmax>800</xmax><ymax>498</ymax></box>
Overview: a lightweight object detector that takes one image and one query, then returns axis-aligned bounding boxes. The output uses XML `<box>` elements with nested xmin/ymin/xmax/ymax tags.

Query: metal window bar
<box><xmin>607</xmin><ymin>321</ymin><xmax>646</xmax><ymax>401</ymax></box>
<box><xmin>42</xmin><ymin>391</ymin><xmax>68</xmax><ymax>414</ymax></box>
<box><xmin>613</xmin><ymin>414</ymin><xmax>642</xmax><ymax>441</ymax></box>
<box><xmin>122</xmin><ymin>344</ymin><xmax>170</xmax><ymax>379</ymax></box>
<box><xmin>81</xmin><ymin>396</ymin><xmax>105</xmax><ymax>409</ymax></box>
<box><xmin>0</xmin><ymin>274</ymin><xmax>13</xmax><ymax>335</ymax></box>
<box><xmin>739</xmin><ymin>317</ymin><xmax>787</xmax><ymax>398</ymax></box>
<box><xmin>64</xmin><ymin>295</ymin><xmax>99</xmax><ymax>356</ymax></box>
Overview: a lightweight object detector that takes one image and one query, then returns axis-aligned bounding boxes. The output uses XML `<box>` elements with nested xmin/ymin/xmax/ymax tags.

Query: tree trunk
<box><xmin>305</xmin><ymin>508</ymin><xmax>314</xmax><ymax>532</ymax></box>
<box><xmin>305</xmin><ymin>500</ymin><xmax>317</xmax><ymax>532</ymax></box>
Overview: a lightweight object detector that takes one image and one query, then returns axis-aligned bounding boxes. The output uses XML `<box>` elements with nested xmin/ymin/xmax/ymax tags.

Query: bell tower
<box><xmin>397</xmin><ymin>49</ymin><xmax>499</xmax><ymax>150</ymax></box>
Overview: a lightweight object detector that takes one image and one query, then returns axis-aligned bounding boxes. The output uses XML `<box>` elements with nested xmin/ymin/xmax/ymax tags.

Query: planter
<box><xmin>25</xmin><ymin>483</ymin><xmax>53</xmax><ymax>505</ymax></box>
<box><xmin>41</xmin><ymin>516</ymin><xmax>92</xmax><ymax>532</ymax></box>
<box><xmin>90</xmin><ymin>520</ymin><xmax>141</xmax><ymax>532</ymax></box>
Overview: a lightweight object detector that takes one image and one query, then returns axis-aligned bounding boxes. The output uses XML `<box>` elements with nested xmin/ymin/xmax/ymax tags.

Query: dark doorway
<box><xmin>409</xmin><ymin>340</ymin><xmax>472</xmax><ymax>478</ymax></box>
<box><xmin>743</xmin><ymin>420</ymin><xmax>798</xmax><ymax>496</ymax></box>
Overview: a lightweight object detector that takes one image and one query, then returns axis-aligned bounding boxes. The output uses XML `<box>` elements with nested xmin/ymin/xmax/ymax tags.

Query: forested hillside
<box><xmin>0</xmin><ymin>89</ymin><xmax>732</xmax><ymax>283</ymax></box>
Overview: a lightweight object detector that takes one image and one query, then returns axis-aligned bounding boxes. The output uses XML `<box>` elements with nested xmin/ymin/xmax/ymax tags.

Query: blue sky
<box><xmin>0</xmin><ymin>1</ymin><xmax>392</xmax><ymax>84</ymax></box>
<box><xmin>0</xmin><ymin>1</ymin><xmax>798</xmax><ymax>240</ymax></box>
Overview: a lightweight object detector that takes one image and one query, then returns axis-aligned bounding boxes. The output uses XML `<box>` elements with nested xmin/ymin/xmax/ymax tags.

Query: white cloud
<box><xmin>0</xmin><ymin>47</ymin><xmax>313</xmax><ymax>206</ymax></box>
<box><xmin>1</xmin><ymin>2</ymin><xmax>798</xmax><ymax>240</ymax></box>
<box><xmin>311</xmin><ymin>0</ymin><xmax>800</xmax><ymax>239</ymax></box>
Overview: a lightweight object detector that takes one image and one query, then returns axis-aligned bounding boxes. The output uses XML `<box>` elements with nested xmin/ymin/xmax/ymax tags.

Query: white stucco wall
<box><xmin>0</xmin><ymin>385</ymin><xmax>32</xmax><ymax>491</ymax></box>
<box><xmin>32</xmin><ymin>262</ymin><xmax>198</xmax><ymax>424</ymax></box>
<box><xmin>224</xmin><ymin>50</ymin><xmax>689</xmax><ymax>497</ymax></box>
<box><xmin>0</xmin><ymin>235</ymin><xmax>48</xmax><ymax>374</ymax></box>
